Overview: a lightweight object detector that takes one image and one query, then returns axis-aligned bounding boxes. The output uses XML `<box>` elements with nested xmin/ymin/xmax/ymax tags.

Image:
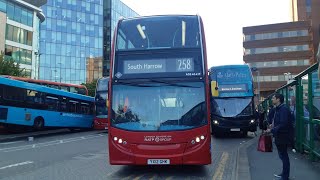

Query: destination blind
<box><xmin>123</xmin><ymin>58</ymin><xmax>195</xmax><ymax>74</ymax></box>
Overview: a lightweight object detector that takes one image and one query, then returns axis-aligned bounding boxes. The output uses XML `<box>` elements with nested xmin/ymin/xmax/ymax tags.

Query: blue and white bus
<box><xmin>209</xmin><ymin>65</ymin><xmax>257</xmax><ymax>136</ymax></box>
<box><xmin>0</xmin><ymin>76</ymin><xmax>94</xmax><ymax>130</ymax></box>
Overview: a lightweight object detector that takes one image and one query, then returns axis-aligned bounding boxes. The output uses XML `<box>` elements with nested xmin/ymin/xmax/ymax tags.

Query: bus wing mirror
<box><xmin>211</xmin><ymin>81</ymin><xmax>219</xmax><ymax>97</ymax></box>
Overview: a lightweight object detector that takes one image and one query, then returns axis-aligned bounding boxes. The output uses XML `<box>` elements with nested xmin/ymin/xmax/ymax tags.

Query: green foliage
<box><xmin>81</xmin><ymin>79</ymin><xmax>97</xmax><ymax>97</ymax></box>
<box><xmin>0</xmin><ymin>52</ymin><xmax>26</xmax><ymax>77</ymax></box>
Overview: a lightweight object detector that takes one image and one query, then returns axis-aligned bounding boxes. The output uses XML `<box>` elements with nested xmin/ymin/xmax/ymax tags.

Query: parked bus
<box><xmin>94</xmin><ymin>77</ymin><xmax>109</xmax><ymax>130</ymax></box>
<box><xmin>209</xmin><ymin>65</ymin><xmax>256</xmax><ymax>137</ymax></box>
<box><xmin>1</xmin><ymin>75</ymin><xmax>88</xmax><ymax>95</ymax></box>
<box><xmin>108</xmin><ymin>15</ymin><xmax>211</xmax><ymax>165</ymax></box>
<box><xmin>0</xmin><ymin>76</ymin><xmax>94</xmax><ymax>130</ymax></box>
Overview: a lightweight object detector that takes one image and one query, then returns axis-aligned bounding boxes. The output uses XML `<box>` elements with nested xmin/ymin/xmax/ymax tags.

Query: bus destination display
<box><xmin>123</xmin><ymin>58</ymin><xmax>195</xmax><ymax>74</ymax></box>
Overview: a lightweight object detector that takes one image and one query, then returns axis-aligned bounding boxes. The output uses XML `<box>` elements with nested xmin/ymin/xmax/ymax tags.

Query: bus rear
<box><xmin>108</xmin><ymin>15</ymin><xmax>211</xmax><ymax>165</ymax></box>
<box><xmin>209</xmin><ymin>65</ymin><xmax>257</xmax><ymax>136</ymax></box>
<box><xmin>94</xmin><ymin>77</ymin><xmax>109</xmax><ymax>130</ymax></box>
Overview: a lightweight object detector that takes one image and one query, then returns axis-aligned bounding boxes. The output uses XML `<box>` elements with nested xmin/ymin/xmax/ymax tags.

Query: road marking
<box><xmin>165</xmin><ymin>176</ymin><xmax>173</xmax><ymax>180</ymax></box>
<box><xmin>0</xmin><ymin>161</ymin><xmax>33</xmax><ymax>170</ymax></box>
<box><xmin>149</xmin><ymin>174</ymin><xmax>157</xmax><ymax>180</ymax></box>
<box><xmin>133</xmin><ymin>174</ymin><xmax>145</xmax><ymax>180</ymax></box>
<box><xmin>0</xmin><ymin>134</ymin><xmax>106</xmax><ymax>153</ymax></box>
<box><xmin>212</xmin><ymin>152</ymin><xmax>229</xmax><ymax>180</ymax></box>
<box><xmin>106</xmin><ymin>172</ymin><xmax>114</xmax><ymax>177</ymax></box>
<box><xmin>0</xmin><ymin>141</ymin><xmax>23</xmax><ymax>145</ymax></box>
<box><xmin>122</xmin><ymin>175</ymin><xmax>134</xmax><ymax>180</ymax></box>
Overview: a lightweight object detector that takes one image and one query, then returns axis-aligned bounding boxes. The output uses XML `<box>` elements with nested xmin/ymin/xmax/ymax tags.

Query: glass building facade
<box><xmin>0</xmin><ymin>0</ymin><xmax>45</xmax><ymax>78</ymax></box>
<box><xmin>102</xmin><ymin>0</ymin><xmax>139</xmax><ymax>77</ymax></box>
<box><xmin>39</xmin><ymin>0</ymin><xmax>138</xmax><ymax>84</ymax></box>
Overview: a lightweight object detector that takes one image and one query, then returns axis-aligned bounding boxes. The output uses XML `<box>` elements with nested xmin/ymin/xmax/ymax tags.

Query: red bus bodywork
<box><xmin>93</xmin><ymin>117</ymin><xmax>108</xmax><ymax>130</ymax></box>
<box><xmin>2</xmin><ymin>76</ymin><xmax>88</xmax><ymax>95</ymax></box>
<box><xmin>94</xmin><ymin>77</ymin><xmax>109</xmax><ymax>130</ymax></box>
<box><xmin>108</xmin><ymin>15</ymin><xmax>211</xmax><ymax>165</ymax></box>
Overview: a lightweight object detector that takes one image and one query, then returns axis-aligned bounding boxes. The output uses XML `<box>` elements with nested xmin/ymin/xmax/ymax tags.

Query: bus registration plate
<box><xmin>230</xmin><ymin>128</ymin><xmax>240</xmax><ymax>132</ymax></box>
<box><xmin>147</xmin><ymin>159</ymin><xmax>170</xmax><ymax>165</ymax></box>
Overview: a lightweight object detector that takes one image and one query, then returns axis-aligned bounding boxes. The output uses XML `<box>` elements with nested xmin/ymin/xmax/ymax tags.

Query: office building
<box><xmin>243</xmin><ymin>21</ymin><xmax>314</xmax><ymax>99</ymax></box>
<box><xmin>0</xmin><ymin>0</ymin><xmax>46</xmax><ymax>78</ymax></box>
<box><xmin>39</xmin><ymin>0</ymin><xmax>138</xmax><ymax>84</ymax></box>
<box><xmin>290</xmin><ymin>0</ymin><xmax>320</xmax><ymax>57</ymax></box>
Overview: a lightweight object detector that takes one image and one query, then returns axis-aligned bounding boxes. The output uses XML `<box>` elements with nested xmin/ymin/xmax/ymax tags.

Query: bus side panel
<box><xmin>49</xmin><ymin>113</ymin><xmax>93</xmax><ymax>128</ymax></box>
<box><xmin>0</xmin><ymin>105</ymin><xmax>34</xmax><ymax>126</ymax></box>
<box><xmin>0</xmin><ymin>105</ymin><xmax>93</xmax><ymax>128</ymax></box>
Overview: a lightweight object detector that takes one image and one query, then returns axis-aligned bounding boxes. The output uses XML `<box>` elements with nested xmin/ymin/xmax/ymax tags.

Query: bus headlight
<box><xmin>114</xmin><ymin>137</ymin><xmax>118</xmax><ymax>141</ymax></box>
<box><xmin>196</xmin><ymin>137</ymin><xmax>200</xmax><ymax>143</ymax></box>
<box><xmin>213</xmin><ymin>120</ymin><xmax>219</xmax><ymax>125</ymax></box>
<box><xmin>250</xmin><ymin>120</ymin><xmax>255</xmax><ymax>124</ymax></box>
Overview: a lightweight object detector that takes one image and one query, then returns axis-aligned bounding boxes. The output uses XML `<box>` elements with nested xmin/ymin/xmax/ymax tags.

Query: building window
<box><xmin>27</xmin><ymin>31</ymin><xmax>33</xmax><ymax>46</ymax></box>
<box><xmin>248</xmin><ymin>59</ymin><xmax>309</xmax><ymax>68</ymax></box>
<box><xmin>0</xmin><ymin>0</ymin><xmax>6</xmax><ymax>12</ymax></box>
<box><xmin>245</xmin><ymin>45</ymin><xmax>309</xmax><ymax>55</ymax></box>
<box><xmin>6</xmin><ymin>2</ymin><xmax>14</xmax><ymax>19</ymax></box>
<box><xmin>5</xmin><ymin>45</ymin><xmax>12</xmax><ymax>56</ymax></box>
<box><xmin>4</xmin><ymin>45</ymin><xmax>32</xmax><ymax>65</ymax></box>
<box><xmin>5</xmin><ymin>24</ymin><xmax>33</xmax><ymax>46</ymax></box>
<box><xmin>14</xmin><ymin>6</ymin><xmax>22</xmax><ymax>22</ymax></box>
<box><xmin>245</xmin><ymin>29</ymin><xmax>309</xmax><ymax>42</ymax></box>
<box><xmin>253</xmin><ymin>74</ymin><xmax>296</xmax><ymax>82</ymax></box>
<box><xmin>6</xmin><ymin>2</ymin><xmax>33</xmax><ymax>26</ymax></box>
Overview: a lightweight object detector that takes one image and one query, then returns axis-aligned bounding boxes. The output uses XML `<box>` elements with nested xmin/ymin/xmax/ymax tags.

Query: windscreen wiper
<box><xmin>147</xmin><ymin>79</ymin><xmax>201</xmax><ymax>88</ymax></box>
<box><xmin>113</xmin><ymin>81</ymin><xmax>156</xmax><ymax>87</ymax></box>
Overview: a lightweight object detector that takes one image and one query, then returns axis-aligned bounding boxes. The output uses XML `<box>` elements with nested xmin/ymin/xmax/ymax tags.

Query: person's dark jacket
<box><xmin>267</xmin><ymin>107</ymin><xmax>275</xmax><ymax>124</ymax></box>
<box><xmin>258</xmin><ymin>111</ymin><xmax>266</xmax><ymax>130</ymax></box>
<box><xmin>271</xmin><ymin>103</ymin><xmax>292</xmax><ymax>145</ymax></box>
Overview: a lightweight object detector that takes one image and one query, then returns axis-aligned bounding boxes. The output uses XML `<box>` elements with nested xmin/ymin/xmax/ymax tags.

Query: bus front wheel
<box><xmin>33</xmin><ymin>117</ymin><xmax>44</xmax><ymax>130</ymax></box>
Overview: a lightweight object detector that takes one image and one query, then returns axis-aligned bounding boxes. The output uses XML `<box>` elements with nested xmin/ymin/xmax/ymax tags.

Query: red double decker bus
<box><xmin>108</xmin><ymin>15</ymin><xmax>211</xmax><ymax>165</ymax></box>
<box><xmin>2</xmin><ymin>76</ymin><xmax>88</xmax><ymax>95</ymax></box>
<box><xmin>94</xmin><ymin>77</ymin><xmax>109</xmax><ymax>129</ymax></box>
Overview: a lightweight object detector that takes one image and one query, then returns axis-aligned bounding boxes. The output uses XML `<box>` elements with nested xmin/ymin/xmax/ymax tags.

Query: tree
<box><xmin>81</xmin><ymin>79</ymin><xmax>97</xmax><ymax>97</ymax></box>
<box><xmin>0</xmin><ymin>52</ymin><xmax>25</xmax><ymax>77</ymax></box>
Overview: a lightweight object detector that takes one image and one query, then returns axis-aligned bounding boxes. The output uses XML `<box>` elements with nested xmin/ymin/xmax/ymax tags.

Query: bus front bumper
<box><xmin>211</xmin><ymin>119</ymin><xmax>257</xmax><ymax>133</ymax></box>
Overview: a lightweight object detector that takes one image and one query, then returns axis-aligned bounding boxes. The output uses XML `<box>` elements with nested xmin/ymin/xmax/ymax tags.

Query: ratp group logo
<box><xmin>144</xmin><ymin>135</ymin><xmax>172</xmax><ymax>142</ymax></box>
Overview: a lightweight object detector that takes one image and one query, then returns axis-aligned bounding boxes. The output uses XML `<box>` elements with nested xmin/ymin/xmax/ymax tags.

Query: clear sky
<box><xmin>121</xmin><ymin>0</ymin><xmax>291</xmax><ymax>68</ymax></box>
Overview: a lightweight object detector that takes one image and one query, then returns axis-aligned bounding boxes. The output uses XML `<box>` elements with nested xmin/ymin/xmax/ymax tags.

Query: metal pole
<box><xmin>57</xmin><ymin>62</ymin><xmax>62</xmax><ymax>83</ymax></box>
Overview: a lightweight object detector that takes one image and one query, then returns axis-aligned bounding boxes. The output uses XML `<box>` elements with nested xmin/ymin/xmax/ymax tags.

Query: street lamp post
<box><xmin>57</xmin><ymin>62</ymin><xmax>62</xmax><ymax>83</ymax></box>
<box><xmin>284</xmin><ymin>72</ymin><xmax>291</xmax><ymax>82</ymax></box>
<box><xmin>251</xmin><ymin>67</ymin><xmax>260</xmax><ymax>103</ymax></box>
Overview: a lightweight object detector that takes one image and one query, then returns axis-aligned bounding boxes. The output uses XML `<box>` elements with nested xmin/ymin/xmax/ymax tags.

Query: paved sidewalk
<box><xmin>247</xmin><ymin>136</ymin><xmax>320</xmax><ymax>180</ymax></box>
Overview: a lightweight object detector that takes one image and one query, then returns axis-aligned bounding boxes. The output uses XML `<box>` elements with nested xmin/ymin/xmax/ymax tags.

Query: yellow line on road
<box><xmin>133</xmin><ymin>174</ymin><xmax>145</xmax><ymax>180</ymax></box>
<box><xmin>212</xmin><ymin>152</ymin><xmax>229</xmax><ymax>180</ymax></box>
<box><xmin>149</xmin><ymin>174</ymin><xmax>157</xmax><ymax>180</ymax></box>
<box><xmin>122</xmin><ymin>175</ymin><xmax>133</xmax><ymax>180</ymax></box>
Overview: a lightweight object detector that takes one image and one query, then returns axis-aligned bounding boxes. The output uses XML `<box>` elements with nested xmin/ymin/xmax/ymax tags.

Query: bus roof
<box><xmin>119</xmin><ymin>14</ymin><xmax>200</xmax><ymax>21</ymax></box>
<box><xmin>0</xmin><ymin>76</ymin><xmax>94</xmax><ymax>102</ymax></box>
<box><xmin>209</xmin><ymin>64</ymin><xmax>250</xmax><ymax>71</ymax></box>
<box><xmin>1</xmin><ymin>75</ymin><xmax>87</xmax><ymax>89</ymax></box>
